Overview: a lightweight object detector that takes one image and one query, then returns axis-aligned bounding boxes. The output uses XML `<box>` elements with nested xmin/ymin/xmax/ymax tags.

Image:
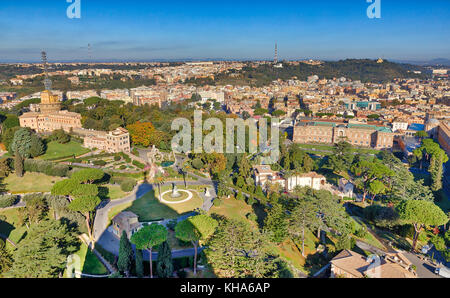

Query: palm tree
<box><xmin>180</xmin><ymin>164</ymin><xmax>189</xmax><ymax>188</ymax></box>
<box><xmin>154</xmin><ymin>174</ymin><xmax>166</xmax><ymax>202</ymax></box>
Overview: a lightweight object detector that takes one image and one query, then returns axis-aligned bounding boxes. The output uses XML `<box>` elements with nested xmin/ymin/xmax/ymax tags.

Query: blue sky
<box><xmin>0</xmin><ymin>0</ymin><xmax>449</xmax><ymax>62</ymax></box>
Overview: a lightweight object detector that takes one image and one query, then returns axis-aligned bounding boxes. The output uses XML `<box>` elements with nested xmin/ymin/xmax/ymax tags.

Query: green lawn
<box><xmin>105</xmin><ymin>185</ymin><xmax>130</xmax><ymax>200</ymax></box>
<box><xmin>351</xmin><ymin>216</ymin><xmax>386</xmax><ymax>250</ymax></box>
<box><xmin>109</xmin><ymin>186</ymin><xmax>203</xmax><ymax>223</ymax></box>
<box><xmin>0</xmin><ymin>208</ymin><xmax>28</xmax><ymax>251</ymax></box>
<box><xmin>4</xmin><ymin>172</ymin><xmax>63</xmax><ymax>194</ymax></box>
<box><xmin>64</xmin><ymin>243</ymin><xmax>109</xmax><ymax>277</ymax></box>
<box><xmin>296</xmin><ymin>143</ymin><xmax>380</xmax><ymax>155</ymax></box>
<box><xmin>40</xmin><ymin>141</ymin><xmax>90</xmax><ymax>161</ymax></box>
<box><xmin>209</xmin><ymin>197</ymin><xmax>254</xmax><ymax>224</ymax></box>
<box><xmin>76</xmin><ymin>243</ymin><xmax>109</xmax><ymax>276</ymax></box>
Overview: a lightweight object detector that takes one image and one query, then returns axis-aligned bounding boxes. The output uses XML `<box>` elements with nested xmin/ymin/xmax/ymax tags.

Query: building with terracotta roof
<box><xmin>330</xmin><ymin>250</ymin><xmax>417</xmax><ymax>278</ymax></box>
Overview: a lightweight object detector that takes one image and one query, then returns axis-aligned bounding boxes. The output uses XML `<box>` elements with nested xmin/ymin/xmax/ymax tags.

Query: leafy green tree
<box><xmin>327</xmin><ymin>141</ymin><xmax>354</xmax><ymax>174</ymax></box>
<box><xmin>130</xmin><ymin>224</ymin><xmax>167</xmax><ymax>278</ymax></box>
<box><xmin>175</xmin><ymin>215</ymin><xmax>218</xmax><ymax>275</ymax></box>
<box><xmin>415</xmin><ymin>130</ymin><xmax>428</xmax><ymax>141</ymax></box>
<box><xmin>51</xmin><ymin>179</ymin><xmax>80</xmax><ymax>200</ymax></box>
<box><xmin>264</xmin><ymin>203</ymin><xmax>288</xmax><ymax>244</ymax></box>
<box><xmin>205</xmin><ymin>218</ymin><xmax>276</xmax><ymax>278</ymax></box>
<box><xmin>118</xmin><ymin>231</ymin><xmax>134</xmax><ymax>277</ymax></box>
<box><xmin>154</xmin><ymin>174</ymin><xmax>166</xmax><ymax>202</ymax></box>
<box><xmin>288</xmin><ymin>197</ymin><xmax>319</xmax><ymax>257</ymax></box>
<box><xmin>156</xmin><ymin>240</ymin><xmax>174</xmax><ymax>278</ymax></box>
<box><xmin>351</xmin><ymin>159</ymin><xmax>393</xmax><ymax>202</ymax></box>
<box><xmin>3</xmin><ymin>127</ymin><xmax>20</xmax><ymax>155</ymax></box>
<box><xmin>368</xmin><ymin>180</ymin><xmax>386</xmax><ymax>205</ymax></box>
<box><xmin>29</xmin><ymin>134</ymin><xmax>45</xmax><ymax>158</ymax></box>
<box><xmin>135</xmin><ymin>249</ymin><xmax>144</xmax><ymax>278</ymax></box>
<box><xmin>68</xmin><ymin>195</ymin><xmax>101</xmax><ymax>241</ymax></box>
<box><xmin>397</xmin><ymin>200</ymin><xmax>448</xmax><ymax>251</ymax></box>
<box><xmin>10</xmin><ymin>128</ymin><xmax>32</xmax><ymax>158</ymax></box>
<box><xmin>0</xmin><ymin>239</ymin><xmax>13</xmax><ymax>276</ymax></box>
<box><xmin>71</xmin><ymin>168</ymin><xmax>105</xmax><ymax>184</ymax></box>
<box><xmin>6</xmin><ymin>220</ymin><xmax>78</xmax><ymax>278</ymax></box>
<box><xmin>50</xmin><ymin>129</ymin><xmax>71</xmax><ymax>144</ymax></box>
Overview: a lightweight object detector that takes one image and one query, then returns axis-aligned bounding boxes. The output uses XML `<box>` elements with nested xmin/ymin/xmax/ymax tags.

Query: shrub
<box><xmin>191</xmin><ymin>158</ymin><xmax>204</xmax><ymax>170</ymax></box>
<box><xmin>119</xmin><ymin>165</ymin><xmax>127</xmax><ymax>170</ymax></box>
<box><xmin>23</xmin><ymin>159</ymin><xmax>70</xmax><ymax>177</ymax></box>
<box><xmin>246</xmin><ymin>196</ymin><xmax>257</xmax><ymax>206</ymax></box>
<box><xmin>121</xmin><ymin>179</ymin><xmax>136</xmax><ymax>192</ymax></box>
<box><xmin>132</xmin><ymin>160</ymin><xmax>145</xmax><ymax>169</ymax></box>
<box><xmin>0</xmin><ymin>195</ymin><xmax>19</xmax><ymax>208</ymax></box>
<box><xmin>246</xmin><ymin>212</ymin><xmax>257</xmax><ymax>221</ymax></box>
<box><xmin>355</xmin><ymin>227</ymin><xmax>368</xmax><ymax>238</ymax></box>
<box><xmin>93</xmin><ymin>160</ymin><xmax>107</xmax><ymax>166</ymax></box>
<box><xmin>177</xmin><ymin>269</ymin><xmax>187</xmax><ymax>278</ymax></box>
<box><xmin>114</xmin><ymin>155</ymin><xmax>122</xmax><ymax>161</ymax></box>
<box><xmin>430</xmin><ymin>235</ymin><xmax>446</xmax><ymax>252</ymax></box>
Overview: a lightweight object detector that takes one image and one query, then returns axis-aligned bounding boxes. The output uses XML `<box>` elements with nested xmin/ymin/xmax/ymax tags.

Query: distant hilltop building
<box><xmin>377</xmin><ymin>58</ymin><xmax>384</xmax><ymax>64</ymax></box>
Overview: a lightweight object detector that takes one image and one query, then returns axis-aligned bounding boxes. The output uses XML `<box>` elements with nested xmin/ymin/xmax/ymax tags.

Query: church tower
<box><xmin>39</xmin><ymin>51</ymin><xmax>61</xmax><ymax>114</ymax></box>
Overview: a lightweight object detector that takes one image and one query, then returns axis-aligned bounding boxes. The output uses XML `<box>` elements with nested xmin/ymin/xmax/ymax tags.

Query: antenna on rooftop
<box><xmin>41</xmin><ymin>51</ymin><xmax>52</xmax><ymax>90</ymax></box>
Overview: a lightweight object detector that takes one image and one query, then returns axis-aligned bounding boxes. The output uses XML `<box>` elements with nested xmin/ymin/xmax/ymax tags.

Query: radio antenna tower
<box><xmin>41</xmin><ymin>51</ymin><xmax>52</xmax><ymax>90</ymax></box>
<box><xmin>274</xmin><ymin>42</ymin><xmax>278</xmax><ymax>64</ymax></box>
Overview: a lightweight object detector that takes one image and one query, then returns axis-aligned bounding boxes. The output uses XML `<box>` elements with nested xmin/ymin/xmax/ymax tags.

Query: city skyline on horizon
<box><xmin>0</xmin><ymin>0</ymin><xmax>449</xmax><ymax>63</ymax></box>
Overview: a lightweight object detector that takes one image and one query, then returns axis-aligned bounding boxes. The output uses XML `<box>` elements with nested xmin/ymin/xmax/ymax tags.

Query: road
<box><xmin>93</xmin><ymin>170</ymin><xmax>216</xmax><ymax>259</ymax></box>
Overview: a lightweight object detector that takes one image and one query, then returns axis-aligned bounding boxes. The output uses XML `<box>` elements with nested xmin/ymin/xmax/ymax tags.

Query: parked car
<box><xmin>435</xmin><ymin>266</ymin><xmax>450</xmax><ymax>278</ymax></box>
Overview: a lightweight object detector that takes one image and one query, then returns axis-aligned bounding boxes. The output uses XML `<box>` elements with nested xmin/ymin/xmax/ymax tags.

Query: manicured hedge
<box><xmin>0</xmin><ymin>195</ymin><xmax>19</xmax><ymax>208</ymax></box>
<box><xmin>24</xmin><ymin>159</ymin><xmax>70</xmax><ymax>177</ymax></box>
<box><xmin>132</xmin><ymin>160</ymin><xmax>146</xmax><ymax>169</ymax></box>
<box><xmin>110</xmin><ymin>176</ymin><xmax>137</xmax><ymax>192</ymax></box>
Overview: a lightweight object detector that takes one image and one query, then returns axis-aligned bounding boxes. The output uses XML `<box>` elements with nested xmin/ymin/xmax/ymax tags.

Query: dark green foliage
<box><xmin>14</xmin><ymin>149</ymin><xmax>23</xmax><ymax>177</ymax></box>
<box><xmin>192</xmin><ymin>158</ymin><xmax>204</xmax><ymax>170</ymax></box>
<box><xmin>135</xmin><ymin>249</ymin><xmax>144</xmax><ymax>278</ymax></box>
<box><xmin>110</xmin><ymin>176</ymin><xmax>137</xmax><ymax>192</ymax></box>
<box><xmin>24</xmin><ymin>159</ymin><xmax>70</xmax><ymax>177</ymax></box>
<box><xmin>132</xmin><ymin>160</ymin><xmax>146</xmax><ymax>169</ymax></box>
<box><xmin>0</xmin><ymin>195</ymin><xmax>19</xmax><ymax>208</ymax></box>
<box><xmin>335</xmin><ymin>235</ymin><xmax>356</xmax><ymax>251</ymax></box>
<box><xmin>0</xmin><ymin>239</ymin><xmax>13</xmax><ymax>275</ymax></box>
<box><xmin>156</xmin><ymin>241</ymin><xmax>174</xmax><ymax>278</ymax></box>
<box><xmin>49</xmin><ymin>129</ymin><xmax>71</xmax><ymax>144</ymax></box>
<box><xmin>29</xmin><ymin>134</ymin><xmax>45</xmax><ymax>158</ymax></box>
<box><xmin>6</xmin><ymin>220</ymin><xmax>79</xmax><ymax>278</ymax></box>
<box><xmin>118</xmin><ymin>231</ymin><xmax>134</xmax><ymax>276</ymax></box>
<box><xmin>92</xmin><ymin>160</ymin><xmax>107</xmax><ymax>166</ymax></box>
<box><xmin>264</xmin><ymin>203</ymin><xmax>288</xmax><ymax>244</ymax></box>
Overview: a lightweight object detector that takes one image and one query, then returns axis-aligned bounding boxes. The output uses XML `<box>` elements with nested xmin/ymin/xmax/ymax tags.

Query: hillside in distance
<box><xmin>188</xmin><ymin>59</ymin><xmax>430</xmax><ymax>86</ymax></box>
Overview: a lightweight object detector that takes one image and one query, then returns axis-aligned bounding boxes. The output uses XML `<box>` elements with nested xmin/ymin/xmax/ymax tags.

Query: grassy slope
<box><xmin>4</xmin><ymin>172</ymin><xmax>63</xmax><ymax>194</ymax></box>
<box><xmin>40</xmin><ymin>141</ymin><xmax>90</xmax><ymax>160</ymax></box>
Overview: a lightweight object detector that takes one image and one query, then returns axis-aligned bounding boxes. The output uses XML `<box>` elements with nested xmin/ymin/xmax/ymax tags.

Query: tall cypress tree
<box><xmin>117</xmin><ymin>231</ymin><xmax>134</xmax><ymax>277</ymax></box>
<box><xmin>14</xmin><ymin>149</ymin><xmax>24</xmax><ymax>178</ymax></box>
<box><xmin>156</xmin><ymin>241</ymin><xmax>173</xmax><ymax>278</ymax></box>
<box><xmin>135</xmin><ymin>249</ymin><xmax>144</xmax><ymax>278</ymax></box>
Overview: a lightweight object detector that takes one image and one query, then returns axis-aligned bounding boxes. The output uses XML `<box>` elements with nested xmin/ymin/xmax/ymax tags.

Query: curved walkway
<box><xmin>93</xmin><ymin>172</ymin><xmax>216</xmax><ymax>259</ymax></box>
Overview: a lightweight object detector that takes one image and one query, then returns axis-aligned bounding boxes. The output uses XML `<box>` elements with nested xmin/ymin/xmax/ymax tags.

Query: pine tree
<box><xmin>29</xmin><ymin>134</ymin><xmax>45</xmax><ymax>158</ymax></box>
<box><xmin>117</xmin><ymin>231</ymin><xmax>134</xmax><ymax>277</ymax></box>
<box><xmin>135</xmin><ymin>249</ymin><xmax>144</xmax><ymax>278</ymax></box>
<box><xmin>156</xmin><ymin>241</ymin><xmax>174</xmax><ymax>278</ymax></box>
<box><xmin>14</xmin><ymin>149</ymin><xmax>24</xmax><ymax>178</ymax></box>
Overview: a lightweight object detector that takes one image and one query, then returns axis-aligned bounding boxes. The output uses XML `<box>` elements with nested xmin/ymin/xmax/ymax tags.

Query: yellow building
<box><xmin>39</xmin><ymin>90</ymin><xmax>61</xmax><ymax>114</ymax></box>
